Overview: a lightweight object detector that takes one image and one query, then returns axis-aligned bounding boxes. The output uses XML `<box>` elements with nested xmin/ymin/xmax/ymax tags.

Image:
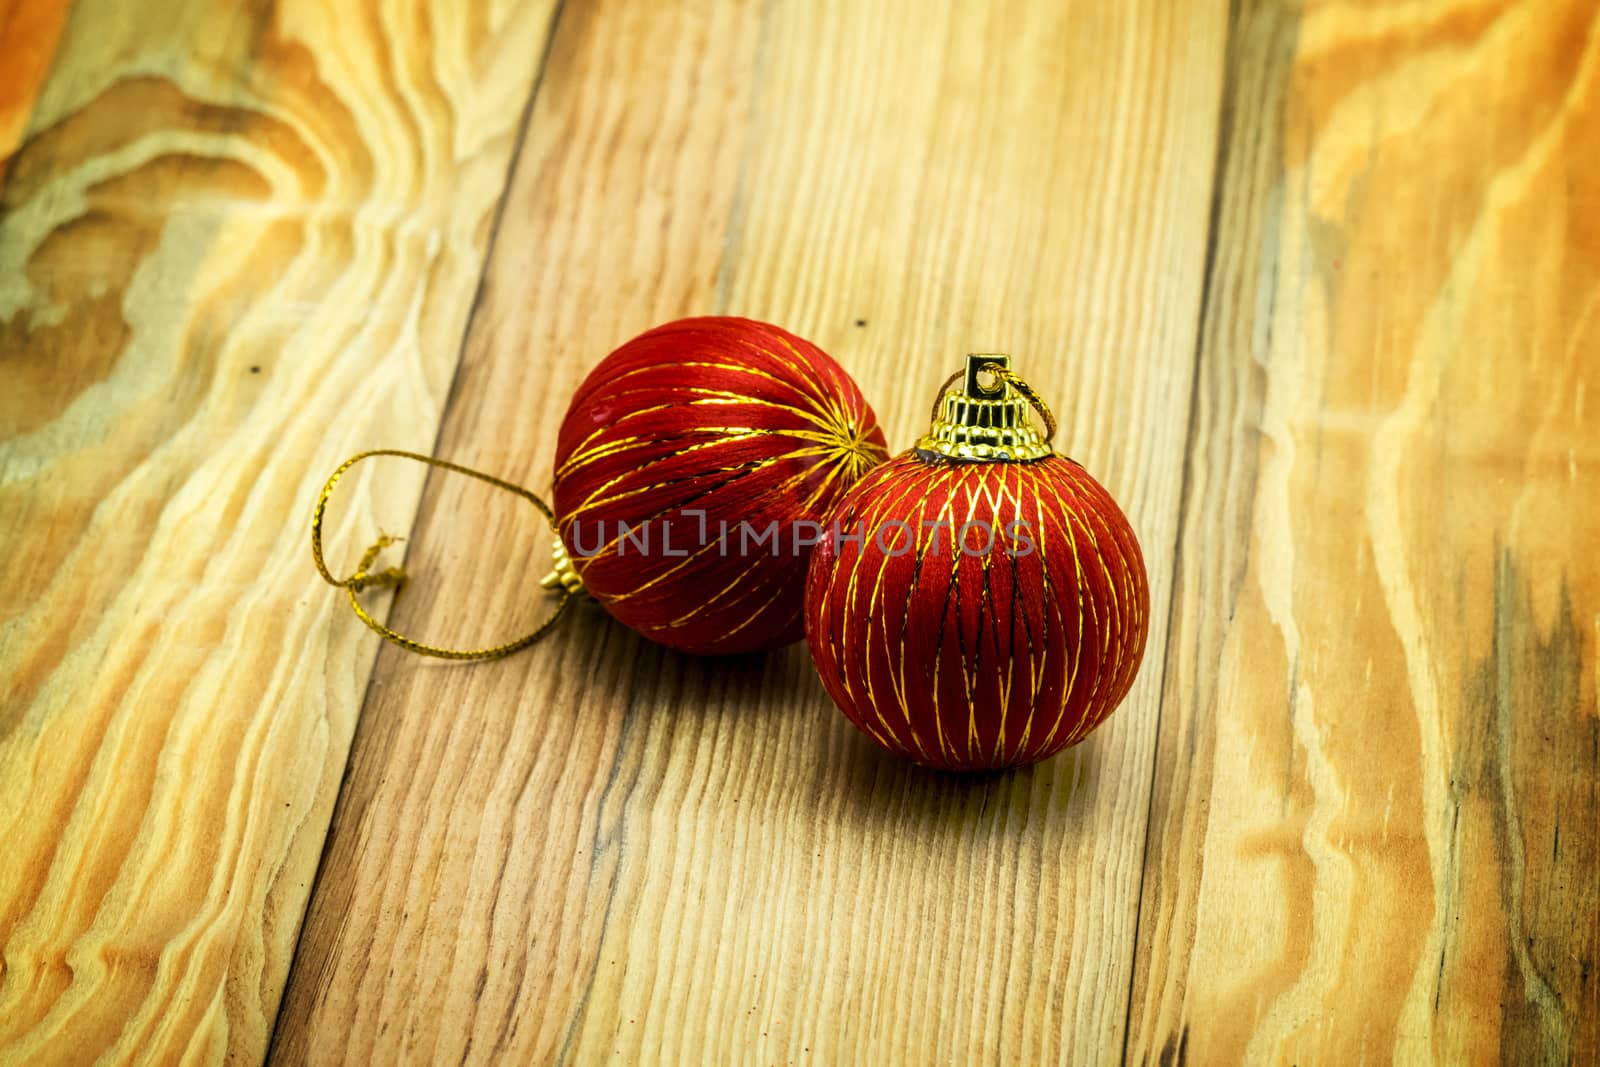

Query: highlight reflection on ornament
<box><xmin>804</xmin><ymin>354</ymin><xmax>1149</xmax><ymax>771</ymax></box>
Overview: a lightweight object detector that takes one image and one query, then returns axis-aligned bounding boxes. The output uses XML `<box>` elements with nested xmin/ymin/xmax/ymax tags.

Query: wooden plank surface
<box><xmin>0</xmin><ymin>0</ymin><xmax>558</xmax><ymax>1061</ymax></box>
<box><xmin>1126</xmin><ymin>1</ymin><xmax>1600</xmax><ymax>1063</ymax></box>
<box><xmin>269</xmin><ymin>0</ymin><xmax>1226</xmax><ymax>1062</ymax></box>
<box><xmin>4</xmin><ymin>0</ymin><xmax>1597</xmax><ymax>1064</ymax></box>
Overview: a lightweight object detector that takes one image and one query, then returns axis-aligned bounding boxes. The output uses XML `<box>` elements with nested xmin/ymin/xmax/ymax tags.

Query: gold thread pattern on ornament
<box><xmin>554</xmin><ymin>351</ymin><xmax>883</xmax><ymax>644</ymax></box>
<box><xmin>811</xmin><ymin>452</ymin><xmax>1145</xmax><ymax>768</ymax></box>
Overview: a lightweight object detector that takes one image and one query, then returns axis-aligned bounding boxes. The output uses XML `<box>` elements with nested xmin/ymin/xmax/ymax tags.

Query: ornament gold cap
<box><xmin>539</xmin><ymin>538</ymin><xmax>585</xmax><ymax>594</ymax></box>
<box><xmin>915</xmin><ymin>354</ymin><xmax>1054</xmax><ymax>463</ymax></box>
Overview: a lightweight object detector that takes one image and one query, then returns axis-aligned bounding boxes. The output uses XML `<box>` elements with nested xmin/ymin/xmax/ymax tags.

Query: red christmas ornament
<box><xmin>804</xmin><ymin>355</ymin><xmax>1149</xmax><ymax>771</ymax></box>
<box><xmin>552</xmin><ymin>316</ymin><xmax>889</xmax><ymax>655</ymax></box>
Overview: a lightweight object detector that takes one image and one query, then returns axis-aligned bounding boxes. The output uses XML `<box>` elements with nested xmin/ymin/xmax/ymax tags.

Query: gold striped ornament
<box><xmin>804</xmin><ymin>355</ymin><xmax>1149</xmax><ymax>770</ymax></box>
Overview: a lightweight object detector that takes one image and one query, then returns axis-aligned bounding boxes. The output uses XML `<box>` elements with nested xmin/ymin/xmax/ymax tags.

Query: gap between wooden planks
<box><xmin>271</xmin><ymin>0</ymin><xmax>1224</xmax><ymax>1063</ymax></box>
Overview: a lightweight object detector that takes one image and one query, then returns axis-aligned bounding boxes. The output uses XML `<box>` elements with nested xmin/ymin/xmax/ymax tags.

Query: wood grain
<box><xmin>271</xmin><ymin>0</ymin><xmax>1227</xmax><ymax>1063</ymax></box>
<box><xmin>1126</xmin><ymin>1</ymin><xmax>1600</xmax><ymax>1063</ymax></box>
<box><xmin>0</xmin><ymin>0</ymin><xmax>72</xmax><ymax>188</ymax></box>
<box><xmin>0</xmin><ymin>0</ymin><xmax>557</xmax><ymax>1061</ymax></box>
<box><xmin>9</xmin><ymin>0</ymin><xmax>1594</xmax><ymax>1063</ymax></box>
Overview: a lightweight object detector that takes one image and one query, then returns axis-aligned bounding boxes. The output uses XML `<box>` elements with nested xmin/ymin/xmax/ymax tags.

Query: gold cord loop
<box><xmin>311</xmin><ymin>449</ymin><xmax>574</xmax><ymax>661</ymax></box>
<box><xmin>929</xmin><ymin>368</ymin><xmax>966</xmax><ymax>425</ymax></box>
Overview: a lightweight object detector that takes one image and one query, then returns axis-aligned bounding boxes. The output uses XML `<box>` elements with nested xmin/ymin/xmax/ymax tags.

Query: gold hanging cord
<box><xmin>311</xmin><ymin>449</ymin><xmax>573</xmax><ymax>661</ymax></box>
